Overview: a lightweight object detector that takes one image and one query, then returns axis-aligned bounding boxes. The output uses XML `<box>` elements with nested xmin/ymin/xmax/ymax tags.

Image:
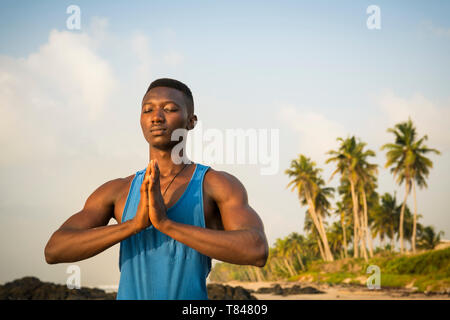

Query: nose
<box><xmin>151</xmin><ymin>108</ymin><xmax>165</xmax><ymax>124</ymax></box>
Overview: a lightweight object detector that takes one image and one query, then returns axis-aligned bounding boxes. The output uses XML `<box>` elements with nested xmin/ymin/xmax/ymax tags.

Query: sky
<box><xmin>0</xmin><ymin>0</ymin><xmax>449</xmax><ymax>289</ymax></box>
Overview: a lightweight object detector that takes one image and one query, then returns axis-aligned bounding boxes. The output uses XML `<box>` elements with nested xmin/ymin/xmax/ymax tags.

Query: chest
<box><xmin>113</xmin><ymin>175</ymin><xmax>222</xmax><ymax>230</ymax></box>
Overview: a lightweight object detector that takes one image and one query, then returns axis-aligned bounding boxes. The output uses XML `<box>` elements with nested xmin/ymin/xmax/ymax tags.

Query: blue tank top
<box><xmin>116</xmin><ymin>163</ymin><xmax>212</xmax><ymax>300</ymax></box>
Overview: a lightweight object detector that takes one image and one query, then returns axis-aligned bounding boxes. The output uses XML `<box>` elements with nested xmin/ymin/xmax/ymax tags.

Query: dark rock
<box><xmin>256</xmin><ymin>286</ymin><xmax>274</xmax><ymax>294</ymax></box>
<box><xmin>0</xmin><ymin>277</ymin><xmax>116</xmax><ymax>300</ymax></box>
<box><xmin>255</xmin><ymin>284</ymin><xmax>324</xmax><ymax>295</ymax></box>
<box><xmin>285</xmin><ymin>285</ymin><xmax>303</xmax><ymax>295</ymax></box>
<box><xmin>272</xmin><ymin>284</ymin><xmax>284</xmax><ymax>295</ymax></box>
<box><xmin>293</xmin><ymin>286</ymin><xmax>324</xmax><ymax>294</ymax></box>
<box><xmin>207</xmin><ymin>284</ymin><xmax>257</xmax><ymax>300</ymax></box>
<box><xmin>0</xmin><ymin>277</ymin><xmax>258</xmax><ymax>300</ymax></box>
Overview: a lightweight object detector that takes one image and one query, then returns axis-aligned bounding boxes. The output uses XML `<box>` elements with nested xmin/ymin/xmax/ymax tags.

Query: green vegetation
<box><xmin>210</xmin><ymin>118</ymin><xmax>447</xmax><ymax>292</ymax></box>
<box><xmin>209</xmin><ymin>247</ymin><xmax>450</xmax><ymax>292</ymax></box>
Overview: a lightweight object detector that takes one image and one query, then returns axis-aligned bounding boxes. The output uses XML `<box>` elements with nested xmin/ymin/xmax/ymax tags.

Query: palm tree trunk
<box><xmin>341</xmin><ymin>213</ymin><xmax>348</xmax><ymax>258</ymax></box>
<box><xmin>249</xmin><ymin>266</ymin><xmax>259</xmax><ymax>282</ymax></box>
<box><xmin>274</xmin><ymin>258</ymin><xmax>290</xmax><ymax>276</ymax></box>
<box><xmin>411</xmin><ymin>180</ymin><xmax>418</xmax><ymax>253</ymax></box>
<box><xmin>267</xmin><ymin>262</ymin><xmax>275</xmax><ymax>280</ymax></box>
<box><xmin>288</xmin><ymin>257</ymin><xmax>298</xmax><ymax>274</ymax></box>
<box><xmin>390</xmin><ymin>228</ymin><xmax>395</xmax><ymax>251</ymax></box>
<box><xmin>305</xmin><ymin>192</ymin><xmax>334</xmax><ymax>261</ymax></box>
<box><xmin>252</xmin><ymin>266</ymin><xmax>264</xmax><ymax>282</ymax></box>
<box><xmin>362</xmin><ymin>190</ymin><xmax>374</xmax><ymax>258</ymax></box>
<box><xmin>308</xmin><ymin>205</ymin><xmax>327</xmax><ymax>260</ymax></box>
<box><xmin>317</xmin><ymin>212</ymin><xmax>334</xmax><ymax>261</ymax></box>
<box><xmin>256</xmin><ymin>266</ymin><xmax>265</xmax><ymax>281</ymax></box>
<box><xmin>359</xmin><ymin>209</ymin><xmax>369</xmax><ymax>262</ymax></box>
<box><xmin>295</xmin><ymin>251</ymin><xmax>305</xmax><ymax>271</ymax></box>
<box><xmin>282</xmin><ymin>258</ymin><xmax>296</xmax><ymax>277</ymax></box>
<box><xmin>244</xmin><ymin>268</ymin><xmax>253</xmax><ymax>281</ymax></box>
<box><xmin>399</xmin><ymin>180</ymin><xmax>410</xmax><ymax>254</ymax></box>
<box><xmin>349</xmin><ymin>180</ymin><xmax>360</xmax><ymax>258</ymax></box>
<box><xmin>317</xmin><ymin>237</ymin><xmax>326</xmax><ymax>260</ymax></box>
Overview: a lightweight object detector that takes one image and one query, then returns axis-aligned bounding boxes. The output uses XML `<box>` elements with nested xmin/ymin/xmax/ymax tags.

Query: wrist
<box><xmin>128</xmin><ymin>219</ymin><xmax>142</xmax><ymax>235</ymax></box>
<box><xmin>155</xmin><ymin>218</ymin><xmax>172</xmax><ymax>233</ymax></box>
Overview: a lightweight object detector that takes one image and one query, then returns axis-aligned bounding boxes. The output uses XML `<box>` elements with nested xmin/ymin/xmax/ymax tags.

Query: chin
<box><xmin>149</xmin><ymin>138</ymin><xmax>177</xmax><ymax>150</ymax></box>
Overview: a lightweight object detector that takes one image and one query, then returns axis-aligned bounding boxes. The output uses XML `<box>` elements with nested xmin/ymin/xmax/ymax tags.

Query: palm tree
<box><xmin>303</xmin><ymin>228</ymin><xmax>323</xmax><ymax>261</ymax></box>
<box><xmin>271</xmin><ymin>241</ymin><xmax>292</xmax><ymax>278</ymax></box>
<box><xmin>373</xmin><ymin>193</ymin><xmax>400</xmax><ymax>250</ymax></box>
<box><xmin>327</xmin><ymin>222</ymin><xmax>346</xmax><ymax>259</ymax></box>
<box><xmin>356</xmin><ymin>148</ymin><xmax>378</xmax><ymax>258</ymax></box>
<box><xmin>397</xmin><ymin>205</ymin><xmax>415</xmax><ymax>248</ymax></box>
<box><xmin>366</xmin><ymin>188</ymin><xmax>381</xmax><ymax>253</ymax></box>
<box><xmin>286</xmin><ymin>155</ymin><xmax>334</xmax><ymax>261</ymax></box>
<box><xmin>303</xmin><ymin>210</ymin><xmax>325</xmax><ymax>260</ymax></box>
<box><xmin>326</xmin><ymin>136</ymin><xmax>373</xmax><ymax>262</ymax></box>
<box><xmin>417</xmin><ymin>225</ymin><xmax>444</xmax><ymax>250</ymax></box>
<box><xmin>381</xmin><ymin>118</ymin><xmax>440</xmax><ymax>253</ymax></box>
<box><xmin>335</xmin><ymin>201</ymin><xmax>349</xmax><ymax>258</ymax></box>
<box><xmin>274</xmin><ymin>238</ymin><xmax>297</xmax><ymax>277</ymax></box>
<box><xmin>371</xmin><ymin>205</ymin><xmax>388</xmax><ymax>249</ymax></box>
<box><xmin>288</xmin><ymin>232</ymin><xmax>306</xmax><ymax>271</ymax></box>
<box><xmin>337</xmin><ymin>180</ymin><xmax>358</xmax><ymax>256</ymax></box>
<box><xmin>306</xmin><ymin>176</ymin><xmax>335</xmax><ymax>254</ymax></box>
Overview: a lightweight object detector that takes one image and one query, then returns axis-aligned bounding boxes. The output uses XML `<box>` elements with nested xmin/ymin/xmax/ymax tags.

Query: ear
<box><xmin>187</xmin><ymin>114</ymin><xmax>197</xmax><ymax>130</ymax></box>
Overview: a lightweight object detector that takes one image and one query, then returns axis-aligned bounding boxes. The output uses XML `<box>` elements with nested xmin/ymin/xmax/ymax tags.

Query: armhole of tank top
<box><xmin>199</xmin><ymin>166</ymin><xmax>210</xmax><ymax>229</ymax></box>
<box><xmin>121</xmin><ymin>172</ymin><xmax>138</xmax><ymax>223</ymax></box>
<box><xmin>202</xmin><ymin>167</ymin><xmax>213</xmax><ymax>275</ymax></box>
<box><xmin>118</xmin><ymin>171</ymin><xmax>139</xmax><ymax>272</ymax></box>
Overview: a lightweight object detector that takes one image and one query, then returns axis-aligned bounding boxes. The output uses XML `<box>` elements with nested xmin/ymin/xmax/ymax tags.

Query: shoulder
<box><xmin>101</xmin><ymin>173</ymin><xmax>135</xmax><ymax>193</ymax></box>
<box><xmin>203</xmin><ymin>167</ymin><xmax>248</xmax><ymax>204</ymax></box>
<box><xmin>86</xmin><ymin>172</ymin><xmax>136</xmax><ymax>206</ymax></box>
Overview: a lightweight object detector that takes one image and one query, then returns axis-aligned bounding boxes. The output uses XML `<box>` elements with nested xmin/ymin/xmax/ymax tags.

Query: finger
<box><xmin>154</xmin><ymin>160</ymin><xmax>160</xmax><ymax>179</ymax></box>
<box><xmin>141</xmin><ymin>162</ymin><xmax>152</xmax><ymax>193</ymax></box>
<box><xmin>144</xmin><ymin>162</ymin><xmax>151</xmax><ymax>181</ymax></box>
<box><xmin>151</xmin><ymin>160</ymin><xmax>156</xmax><ymax>182</ymax></box>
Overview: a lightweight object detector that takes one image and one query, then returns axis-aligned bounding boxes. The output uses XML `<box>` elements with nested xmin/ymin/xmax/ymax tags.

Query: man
<box><xmin>44</xmin><ymin>78</ymin><xmax>269</xmax><ymax>300</ymax></box>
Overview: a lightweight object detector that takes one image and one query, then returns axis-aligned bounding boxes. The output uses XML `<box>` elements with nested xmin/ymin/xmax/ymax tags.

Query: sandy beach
<box><xmin>220</xmin><ymin>281</ymin><xmax>450</xmax><ymax>300</ymax></box>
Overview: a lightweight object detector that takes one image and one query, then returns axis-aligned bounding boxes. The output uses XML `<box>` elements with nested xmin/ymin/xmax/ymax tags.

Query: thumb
<box><xmin>141</xmin><ymin>162</ymin><xmax>152</xmax><ymax>193</ymax></box>
<box><xmin>140</xmin><ymin>169</ymin><xmax>151</xmax><ymax>200</ymax></box>
<box><xmin>140</xmin><ymin>176</ymin><xmax>149</xmax><ymax>193</ymax></box>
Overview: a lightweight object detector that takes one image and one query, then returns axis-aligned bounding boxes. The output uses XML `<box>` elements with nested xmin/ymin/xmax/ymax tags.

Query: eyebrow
<box><xmin>142</xmin><ymin>100</ymin><xmax>181</xmax><ymax>108</ymax></box>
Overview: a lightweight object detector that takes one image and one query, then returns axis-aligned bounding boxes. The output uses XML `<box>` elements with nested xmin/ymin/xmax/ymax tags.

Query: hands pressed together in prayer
<box><xmin>132</xmin><ymin>159</ymin><xmax>170</xmax><ymax>233</ymax></box>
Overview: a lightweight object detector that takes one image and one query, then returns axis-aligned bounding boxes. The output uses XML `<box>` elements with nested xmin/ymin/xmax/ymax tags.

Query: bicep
<box><xmin>211</xmin><ymin>172</ymin><xmax>264</xmax><ymax>233</ymax></box>
<box><xmin>58</xmin><ymin>180</ymin><xmax>119</xmax><ymax>231</ymax></box>
<box><xmin>220</xmin><ymin>201</ymin><xmax>264</xmax><ymax>233</ymax></box>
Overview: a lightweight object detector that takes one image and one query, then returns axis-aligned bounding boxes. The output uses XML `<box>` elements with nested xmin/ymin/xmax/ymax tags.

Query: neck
<box><xmin>149</xmin><ymin>145</ymin><xmax>192</xmax><ymax>178</ymax></box>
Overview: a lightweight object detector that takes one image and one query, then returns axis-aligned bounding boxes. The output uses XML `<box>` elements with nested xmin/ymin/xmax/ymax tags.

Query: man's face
<box><xmin>140</xmin><ymin>86</ymin><xmax>194</xmax><ymax>150</ymax></box>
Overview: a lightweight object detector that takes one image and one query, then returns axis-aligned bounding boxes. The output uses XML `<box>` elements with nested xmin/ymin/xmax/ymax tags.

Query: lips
<box><xmin>150</xmin><ymin>127</ymin><xmax>167</xmax><ymax>135</ymax></box>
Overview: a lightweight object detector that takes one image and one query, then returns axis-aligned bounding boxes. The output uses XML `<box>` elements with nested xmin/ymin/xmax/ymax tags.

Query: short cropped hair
<box><xmin>144</xmin><ymin>78</ymin><xmax>194</xmax><ymax>115</ymax></box>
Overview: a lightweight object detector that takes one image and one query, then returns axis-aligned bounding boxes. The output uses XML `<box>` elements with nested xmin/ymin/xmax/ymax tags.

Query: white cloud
<box><xmin>0</xmin><ymin>28</ymin><xmax>118</xmax><ymax>166</ymax></box>
<box><xmin>0</xmin><ymin>20</ymin><xmax>146</xmax><ymax>287</ymax></box>
<box><xmin>277</xmin><ymin>105</ymin><xmax>347</xmax><ymax>165</ymax></box>
<box><xmin>26</xmin><ymin>29</ymin><xmax>116</xmax><ymax>120</ymax></box>
<box><xmin>377</xmin><ymin>90</ymin><xmax>450</xmax><ymax>152</ymax></box>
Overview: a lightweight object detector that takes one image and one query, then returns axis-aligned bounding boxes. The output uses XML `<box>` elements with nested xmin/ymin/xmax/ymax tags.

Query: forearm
<box><xmin>44</xmin><ymin>220</ymin><xmax>136</xmax><ymax>264</ymax></box>
<box><xmin>159</xmin><ymin>220</ymin><xmax>268</xmax><ymax>267</ymax></box>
